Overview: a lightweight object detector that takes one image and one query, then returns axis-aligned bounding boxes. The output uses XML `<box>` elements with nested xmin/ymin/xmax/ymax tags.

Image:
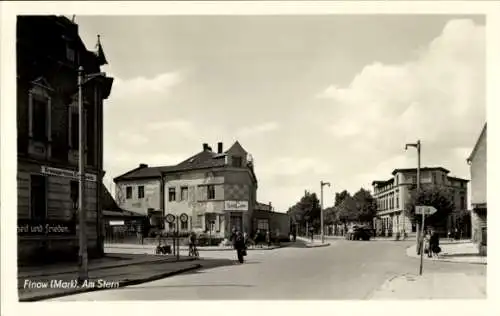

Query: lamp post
<box><xmin>77</xmin><ymin>66</ymin><xmax>106</xmax><ymax>284</ymax></box>
<box><xmin>320</xmin><ymin>181</ymin><xmax>331</xmax><ymax>244</ymax></box>
<box><xmin>405</xmin><ymin>140</ymin><xmax>422</xmax><ymax>254</ymax></box>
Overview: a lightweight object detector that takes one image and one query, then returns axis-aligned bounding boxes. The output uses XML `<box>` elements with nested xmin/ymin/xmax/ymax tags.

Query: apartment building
<box><xmin>467</xmin><ymin>123</ymin><xmax>487</xmax><ymax>254</ymax></box>
<box><xmin>114</xmin><ymin>141</ymin><xmax>258</xmax><ymax>237</ymax></box>
<box><xmin>17</xmin><ymin>16</ymin><xmax>113</xmax><ymax>262</ymax></box>
<box><xmin>372</xmin><ymin>167</ymin><xmax>468</xmax><ymax>237</ymax></box>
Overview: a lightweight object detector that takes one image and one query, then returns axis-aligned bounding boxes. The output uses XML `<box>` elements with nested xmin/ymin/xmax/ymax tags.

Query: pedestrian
<box><xmin>424</xmin><ymin>229</ymin><xmax>431</xmax><ymax>258</ymax></box>
<box><xmin>234</xmin><ymin>230</ymin><xmax>246</xmax><ymax>263</ymax></box>
<box><xmin>430</xmin><ymin>228</ymin><xmax>441</xmax><ymax>259</ymax></box>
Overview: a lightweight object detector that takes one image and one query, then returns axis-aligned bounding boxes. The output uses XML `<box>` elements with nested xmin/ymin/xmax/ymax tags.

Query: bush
<box><xmin>197</xmin><ymin>237</ymin><xmax>224</xmax><ymax>247</ymax></box>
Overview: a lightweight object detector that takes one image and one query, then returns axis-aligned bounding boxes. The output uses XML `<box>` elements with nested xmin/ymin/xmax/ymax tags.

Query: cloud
<box><xmin>318</xmin><ymin>19</ymin><xmax>485</xmax><ymax>151</ymax></box>
<box><xmin>317</xmin><ymin>19</ymin><xmax>484</xmax><ymax>184</ymax></box>
<box><xmin>109</xmin><ymin>71</ymin><xmax>183</xmax><ymax>99</ymax></box>
<box><xmin>117</xmin><ymin>131</ymin><xmax>149</xmax><ymax>146</ymax></box>
<box><xmin>237</xmin><ymin>122</ymin><xmax>280</xmax><ymax>137</ymax></box>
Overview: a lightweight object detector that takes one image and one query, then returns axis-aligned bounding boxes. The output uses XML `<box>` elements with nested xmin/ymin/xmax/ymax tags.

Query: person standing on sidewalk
<box><xmin>429</xmin><ymin>228</ymin><xmax>441</xmax><ymax>258</ymax></box>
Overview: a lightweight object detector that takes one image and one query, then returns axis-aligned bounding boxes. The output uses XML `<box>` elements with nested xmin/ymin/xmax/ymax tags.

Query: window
<box><xmin>460</xmin><ymin>196</ymin><xmax>465</xmax><ymax>210</ymax></box>
<box><xmin>432</xmin><ymin>173</ymin><xmax>437</xmax><ymax>184</ymax></box>
<box><xmin>70</xmin><ymin>112</ymin><xmax>79</xmax><ymax>150</ymax></box>
<box><xmin>442</xmin><ymin>174</ymin><xmax>446</xmax><ymax>184</ymax></box>
<box><xmin>30</xmin><ymin>175</ymin><xmax>47</xmax><ymax>220</ymax></box>
<box><xmin>138</xmin><ymin>186</ymin><xmax>145</xmax><ymax>199</ymax></box>
<box><xmin>168</xmin><ymin>187</ymin><xmax>176</xmax><ymax>201</ymax></box>
<box><xmin>126</xmin><ymin>186</ymin><xmax>132</xmax><ymax>199</ymax></box>
<box><xmin>396</xmin><ymin>196</ymin><xmax>399</xmax><ymax>209</ymax></box>
<box><xmin>70</xmin><ymin>180</ymin><xmax>79</xmax><ymax>210</ymax></box>
<box><xmin>32</xmin><ymin>98</ymin><xmax>48</xmax><ymax>141</ymax></box>
<box><xmin>66</xmin><ymin>44</ymin><xmax>75</xmax><ymax>63</ymax></box>
<box><xmin>168</xmin><ymin>222</ymin><xmax>175</xmax><ymax>231</ymax></box>
<box><xmin>232</xmin><ymin>156</ymin><xmax>242</xmax><ymax>167</ymax></box>
<box><xmin>181</xmin><ymin>187</ymin><xmax>188</xmax><ymax>201</ymax></box>
<box><xmin>207</xmin><ymin>185</ymin><xmax>215</xmax><ymax>200</ymax></box>
<box><xmin>86</xmin><ymin>106</ymin><xmax>94</xmax><ymax>166</ymax></box>
<box><xmin>257</xmin><ymin>219</ymin><xmax>269</xmax><ymax>231</ymax></box>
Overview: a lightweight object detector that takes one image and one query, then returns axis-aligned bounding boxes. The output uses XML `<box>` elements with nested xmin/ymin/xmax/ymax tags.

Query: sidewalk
<box><xmin>104</xmin><ymin>243</ymin><xmax>285</xmax><ymax>254</ymax></box>
<box><xmin>296</xmin><ymin>236</ymin><xmax>331</xmax><ymax>248</ymax></box>
<box><xmin>18</xmin><ymin>254</ymin><xmax>200</xmax><ymax>301</ymax></box>
<box><xmin>406</xmin><ymin>241</ymin><xmax>487</xmax><ymax>265</ymax></box>
<box><xmin>369</xmin><ymin>272</ymin><xmax>486</xmax><ymax>299</ymax></box>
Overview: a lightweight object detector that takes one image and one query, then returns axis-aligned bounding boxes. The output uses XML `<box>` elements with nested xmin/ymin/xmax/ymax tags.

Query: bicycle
<box><xmin>188</xmin><ymin>244</ymin><xmax>199</xmax><ymax>258</ymax></box>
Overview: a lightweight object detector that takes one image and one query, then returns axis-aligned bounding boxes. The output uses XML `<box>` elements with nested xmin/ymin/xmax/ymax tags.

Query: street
<box><xmin>51</xmin><ymin>240</ymin><xmax>486</xmax><ymax>300</ymax></box>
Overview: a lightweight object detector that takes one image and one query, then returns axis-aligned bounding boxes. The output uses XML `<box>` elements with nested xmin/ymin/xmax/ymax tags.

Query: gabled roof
<box><xmin>101</xmin><ymin>185</ymin><xmax>121</xmax><ymax>211</ymax></box>
<box><xmin>113</xmin><ymin>141</ymin><xmax>256</xmax><ymax>183</ymax></box>
<box><xmin>114</xmin><ymin>165</ymin><xmax>175</xmax><ymax>182</ymax></box>
<box><xmin>467</xmin><ymin>123</ymin><xmax>487</xmax><ymax>163</ymax></box>
<box><xmin>173</xmin><ymin>150</ymin><xmax>226</xmax><ymax>171</ymax></box>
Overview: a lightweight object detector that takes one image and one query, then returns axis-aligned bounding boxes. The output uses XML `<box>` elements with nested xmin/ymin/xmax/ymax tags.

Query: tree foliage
<box><xmin>405</xmin><ymin>185</ymin><xmax>455</xmax><ymax>227</ymax></box>
<box><xmin>286</xmin><ymin>191</ymin><xmax>321</xmax><ymax>231</ymax></box>
<box><xmin>352</xmin><ymin>188</ymin><xmax>377</xmax><ymax>223</ymax></box>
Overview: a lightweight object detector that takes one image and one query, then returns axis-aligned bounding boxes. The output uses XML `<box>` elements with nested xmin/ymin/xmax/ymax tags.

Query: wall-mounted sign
<box><xmin>109</xmin><ymin>220</ymin><xmax>125</xmax><ymax>226</ymax></box>
<box><xmin>179</xmin><ymin>213</ymin><xmax>189</xmax><ymax>223</ymax></box>
<box><xmin>41</xmin><ymin>166</ymin><xmax>97</xmax><ymax>182</ymax></box>
<box><xmin>165</xmin><ymin>214</ymin><xmax>176</xmax><ymax>223</ymax></box>
<box><xmin>225</xmin><ymin>200</ymin><xmax>249</xmax><ymax>211</ymax></box>
<box><xmin>17</xmin><ymin>220</ymin><xmax>76</xmax><ymax>235</ymax></box>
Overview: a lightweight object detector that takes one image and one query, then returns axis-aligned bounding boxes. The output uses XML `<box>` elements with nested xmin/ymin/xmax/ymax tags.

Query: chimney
<box><xmin>203</xmin><ymin>143</ymin><xmax>209</xmax><ymax>151</ymax></box>
<box><xmin>139</xmin><ymin>163</ymin><xmax>148</xmax><ymax>168</ymax></box>
<box><xmin>217</xmin><ymin>142</ymin><xmax>223</xmax><ymax>154</ymax></box>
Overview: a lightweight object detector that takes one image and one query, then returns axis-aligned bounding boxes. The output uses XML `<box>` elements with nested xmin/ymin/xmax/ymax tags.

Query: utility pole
<box><xmin>77</xmin><ymin>66</ymin><xmax>87</xmax><ymax>285</ymax></box>
<box><xmin>320</xmin><ymin>181</ymin><xmax>331</xmax><ymax>244</ymax></box>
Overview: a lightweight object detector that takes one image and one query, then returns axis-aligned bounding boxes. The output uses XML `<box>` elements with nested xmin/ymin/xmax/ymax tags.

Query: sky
<box><xmin>75</xmin><ymin>15</ymin><xmax>485</xmax><ymax>212</ymax></box>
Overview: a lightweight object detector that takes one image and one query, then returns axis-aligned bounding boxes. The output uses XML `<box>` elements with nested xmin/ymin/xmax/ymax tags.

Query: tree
<box><xmin>352</xmin><ymin>188</ymin><xmax>377</xmax><ymax>224</ymax></box>
<box><xmin>337</xmin><ymin>195</ymin><xmax>358</xmax><ymax>223</ymax></box>
<box><xmin>334</xmin><ymin>190</ymin><xmax>350</xmax><ymax>206</ymax></box>
<box><xmin>405</xmin><ymin>185</ymin><xmax>455</xmax><ymax>228</ymax></box>
<box><xmin>286</xmin><ymin>191</ymin><xmax>321</xmax><ymax>234</ymax></box>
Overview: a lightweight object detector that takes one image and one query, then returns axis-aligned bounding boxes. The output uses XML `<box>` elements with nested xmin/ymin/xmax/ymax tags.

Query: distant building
<box><xmin>372</xmin><ymin>167</ymin><xmax>469</xmax><ymax>237</ymax></box>
<box><xmin>114</xmin><ymin>141</ymin><xmax>258</xmax><ymax>237</ymax></box>
<box><xmin>467</xmin><ymin>123</ymin><xmax>487</xmax><ymax>254</ymax></box>
<box><xmin>16</xmin><ymin>16</ymin><xmax>113</xmax><ymax>262</ymax></box>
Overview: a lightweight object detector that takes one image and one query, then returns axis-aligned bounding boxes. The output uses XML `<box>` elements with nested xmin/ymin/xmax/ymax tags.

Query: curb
<box><xmin>405</xmin><ymin>245</ymin><xmax>487</xmax><ymax>266</ymax></box>
<box><xmin>19</xmin><ymin>257</ymin><xmax>197</xmax><ymax>279</ymax></box>
<box><xmin>18</xmin><ymin>263</ymin><xmax>202</xmax><ymax>302</ymax></box>
<box><xmin>305</xmin><ymin>243</ymin><xmax>331</xmax><ymax>248</ymax></box>
<box><xmin>105</xmin><ymin>245</ymin><xmax>286</xmax><ymax>252</ymax></box>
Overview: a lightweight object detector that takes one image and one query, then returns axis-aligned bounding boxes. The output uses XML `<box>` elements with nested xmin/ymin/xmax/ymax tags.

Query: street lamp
<box><xmin>320</xmin><ymin>181</ymin><xmax>331</xmax><ymax>244</ymax></box>
<box><xmin>405</xmin><ymin>140</ymin><xmax>423</xmax><ymax>273</ymax></box>
<box><xmin>77</xmin><ymin>66</ymin><xmax>106</xmax><ymax>284</ymax></box>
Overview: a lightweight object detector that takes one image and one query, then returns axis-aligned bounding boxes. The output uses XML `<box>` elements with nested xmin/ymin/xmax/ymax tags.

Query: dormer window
<box><xmin>232</xmin><ymin>156</ymin><xmax>242</xmax><ymax>168</ymax></box>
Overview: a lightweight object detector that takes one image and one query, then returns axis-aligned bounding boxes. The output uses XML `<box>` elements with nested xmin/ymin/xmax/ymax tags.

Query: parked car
<box><xmin>346</xmin><ymin>226</ymin><xmax>372</xmax><ymax>241</ymax></box>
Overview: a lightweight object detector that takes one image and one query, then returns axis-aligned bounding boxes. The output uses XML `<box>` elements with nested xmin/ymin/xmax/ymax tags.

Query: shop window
<box><xmin>181</xmin><ymin>221</ymin><xmax>188</xmax><ymax>230</ymax></box>
<box><xmin>30</xmin><ymin>175</ymin><xmax>47</xmax><ymax>220</ymax></box>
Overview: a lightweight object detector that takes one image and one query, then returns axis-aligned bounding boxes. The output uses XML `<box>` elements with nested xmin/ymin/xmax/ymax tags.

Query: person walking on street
<box><xmin>424</xmin><ymin>229</ymin><xmax>432</xmax><ymax>258</ymax></box>
<box><xmin>266</xmin><ymin>231</ymin><xmax>271</xmax><ymax>247</ymax></box>
<box><xmin>234</xmin><ymin>230</ymin><xmax>246</xmax><ymax>263</ymax></box>
<box><xmin>430</xmin><ymin>228</ymin><xmax>441</xmax><ymax>258</ymax></box>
